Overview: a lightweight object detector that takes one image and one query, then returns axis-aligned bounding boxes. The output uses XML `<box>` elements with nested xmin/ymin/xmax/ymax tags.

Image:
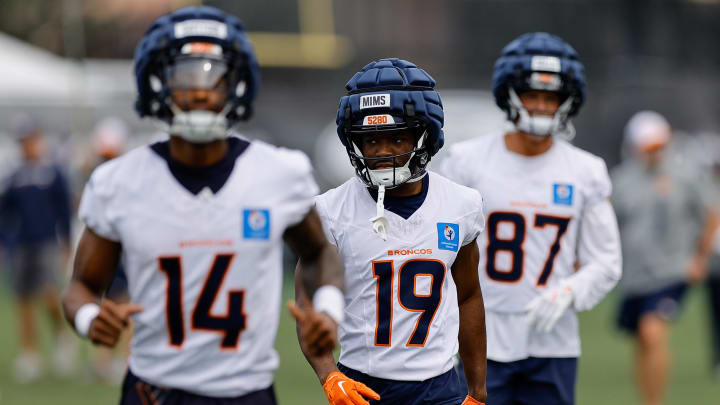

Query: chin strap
<box><xmin>370</xmin><ymin>184</ymin><xmax>390</xmax><ymax>241</ymax></box>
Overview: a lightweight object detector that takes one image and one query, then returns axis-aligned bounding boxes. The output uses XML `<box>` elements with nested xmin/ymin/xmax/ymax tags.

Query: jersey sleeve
<box><xmin>462</xmin><ymin>189</ymin><xmax>486</xmax><ymax>246</ymax></box>
<box><xmin>584</xmin><ymin>158</ymin><xmax>612</xmax><ymax>208</ymax></box>
<box><xmin>280</xmin><ymin>150</ymin><xmax>320</xmax><ymax>228</ymax></box>
<box><xmin>314</xmin><ymin>195</ymin><xmax>338</xmax><ymax>248</ymax></box>
<box><xmin>78</xmin><ymin>166</ymin><xmax>121</xmax><ymax>242</ymax></box>
<box><xmin>567</xmin><ymin>199</ymin><xmax>622</xmax><ymax>311</ymax></box>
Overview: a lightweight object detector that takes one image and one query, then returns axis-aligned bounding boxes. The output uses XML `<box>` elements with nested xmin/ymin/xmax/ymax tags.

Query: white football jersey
<box><xmin>315</xmin><ymin>172</ymin><xmax>485</xmax><ymax>380</ymax></box>
<box><xmin>439</xmin><ymin>132</ymin><xmax>614</xmax><ymax>361</ymax></box>
<box><xmin>79</xmin><ymin>138</ymin><xmax>318</xmax><ymax>397</ymax></box>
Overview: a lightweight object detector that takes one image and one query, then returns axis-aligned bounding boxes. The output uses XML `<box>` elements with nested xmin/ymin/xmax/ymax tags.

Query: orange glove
<box><xmin>323</xmin><ymin>371</ymin><xmax>381</xmax><ymax>405</ymax></box>
<box><xmin>461</xmin><ymin>395</ymin><xmax>486</xmax><ymax>405</ymax></box>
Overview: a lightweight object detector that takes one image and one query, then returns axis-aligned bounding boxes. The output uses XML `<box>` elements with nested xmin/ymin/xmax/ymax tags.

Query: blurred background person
<box><xmin>611</xmin><ymin>111</ymin><xmax>718</xmax><ymax>405</ymax></box>
<box><xmin>74</xmin><ymin>117</ymin><xmax>129</xmax><ymax>203</ymax></box>
<box><xmin>89</xmin><ymin>117</ymin><xmax>128</xmax><ymax>175</ymax></box>
<box><xmin>0</xmin><ymin>114</ymin><xmax>76</xmax><ymax>383</ymax></box>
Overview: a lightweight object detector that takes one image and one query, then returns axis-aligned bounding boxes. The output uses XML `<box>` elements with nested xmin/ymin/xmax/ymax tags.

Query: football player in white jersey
<box><xmin>61</xmin><ymin>6</ymin><xmax>343</xmax><ymax>405</ymax></box>
<box><xmin>439</xmin><ymin>33</ymin><xmax>622</xmax><ymax>405</ymax></box>
<box><xmin>294</xmin><ymin>58</ymin><xmax>487</xmax><ymax>405</ymax></box>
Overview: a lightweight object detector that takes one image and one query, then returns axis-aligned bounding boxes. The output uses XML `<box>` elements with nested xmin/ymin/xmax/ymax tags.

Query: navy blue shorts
<box><xmin>481</xmin><ymin>357</ymin><xmax>577</xmax><ymax>405</ymax></box>
<box><xmin>119</xmin><ymin>369</ymin><xmax>277</xmax><ymax>405</ymax></box>
<box><xmin>338</xmin><ymin>363</ymin><xmax>464</xmax><ymax>405</ymax></box>
<box><xmin>617</xmin><ymin>282</ymin><xmax>688</xmax><ymax>334</ymax></box>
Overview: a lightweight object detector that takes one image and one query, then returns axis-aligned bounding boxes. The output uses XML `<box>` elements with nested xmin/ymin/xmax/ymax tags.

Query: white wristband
<box><xmin>74</xmin><ymin>302</ymin><xmax>101</xmax><ymax>339</ymax></box>
<box><xmin>312</xmin><ymin>285</ymin><xmax>345</xmax><ymax>325</ymax></box>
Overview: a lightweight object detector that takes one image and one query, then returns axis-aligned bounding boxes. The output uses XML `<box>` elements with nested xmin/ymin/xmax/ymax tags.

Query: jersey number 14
<box><xmin>158</xmin><ymin>254</ymin><xmax>246</xmax><ymax>349</ymax></box>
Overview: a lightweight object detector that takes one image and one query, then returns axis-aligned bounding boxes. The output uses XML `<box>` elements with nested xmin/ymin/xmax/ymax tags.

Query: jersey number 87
<box><xmin>486</xmin><ymin>211</ymin><xmax>571</xmax><ymax>285</ymax></box>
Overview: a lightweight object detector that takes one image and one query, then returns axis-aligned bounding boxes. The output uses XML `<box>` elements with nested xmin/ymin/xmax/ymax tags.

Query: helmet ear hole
<box><xmin>149</xmin><ymin>75</ymin><xmax>163</xmax><ymax>93</ymax></box>
<box><xmin>235</xmin><ymin>81</ymin><xmax>247</xmax><ymax>98</ymax></box>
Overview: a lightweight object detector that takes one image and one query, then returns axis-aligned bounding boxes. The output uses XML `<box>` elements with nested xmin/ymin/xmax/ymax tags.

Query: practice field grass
<box><xmin>0</xmin><ymin>275</ymin><xmax>718</xmax><ymax>405</ymax></box>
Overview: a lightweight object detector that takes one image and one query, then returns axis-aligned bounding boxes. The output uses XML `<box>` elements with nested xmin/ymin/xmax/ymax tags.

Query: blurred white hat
<box><xmin>624</xmin><ymin>110</ymin><xmax>671</xmax><ymax>152</ymax></box>
<box><xmin>92</xmin><ymin>117</ymin><xmax>128</xmax><ymax>158</ymax></box>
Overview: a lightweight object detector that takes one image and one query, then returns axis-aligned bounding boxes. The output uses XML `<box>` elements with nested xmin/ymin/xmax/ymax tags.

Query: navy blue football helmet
<box><xmin>336</xmin><ymin>58</ymin><xmax>444</xmax><ymax>189</ymax></box>
<box><xmin>133</xmin><ymin>6</ymin><xmax>259</xmax><ymax>142</ymax></box>
<box><xmin>492</xmin><ymin>32</ymin><xmax>585</xmax><ymax>138</ymax></box>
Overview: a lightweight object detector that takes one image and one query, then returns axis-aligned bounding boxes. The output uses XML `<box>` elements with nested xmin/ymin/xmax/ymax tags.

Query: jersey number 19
<box><xmin>372</xmin><ymin>259</ymin><xmax>445</xmax><ymax>347</ymax></box>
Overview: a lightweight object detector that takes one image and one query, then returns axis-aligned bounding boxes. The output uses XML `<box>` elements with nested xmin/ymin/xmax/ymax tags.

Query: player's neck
<box><xmin>385</xmin><ymin>178</ymin><xmax>423</xmax><ymax>198</ymax></box>
<box><xmin>168</xmin><ymin>136</ymin><xmax>228</xmax><ymax>167</ymax></box>
<box><xmin>504</xmin><ymin>131</ymin><xmax>554</xmax><ymax>157</ymax></box>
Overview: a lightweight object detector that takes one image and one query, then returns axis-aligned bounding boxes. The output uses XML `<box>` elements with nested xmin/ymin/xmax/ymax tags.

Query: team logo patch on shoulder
<box><xmin>553</xmin><ymin>183</ymin><xmax>574</xmax><ymax>206</ymax></box>
<box><xmin>359</xmin><ymin>93</ymin><xmax>390</xmax><ymax>109</ymax></box>
<box><xmin>437</xmin><ymin>223</ymin><xmax>460</xmax><ymax>252</ymax></box>
<box><xmin>243</xmin><ymin>209</ymin><xmax>270</xmax><ymax>239</ymax></box>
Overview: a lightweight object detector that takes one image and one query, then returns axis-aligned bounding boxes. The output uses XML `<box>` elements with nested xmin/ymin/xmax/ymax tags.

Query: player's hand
<box><xmin>322</xmin><ymin>371</ymin><xmax>380</xmax><ymax>405</ymax></box>
<box><xmin>89</xmin><ymin>299</ymin><xmax>143</xmax><ymax>347</ymax></box>
<box><xmin>288</xmin><ymin>300</ymin><xmax>338</xmax><ymax>356</ymax></box>
<box><xmin>526</xmin><ymin>282</ymin><xmax>573</xmax><ymax>333</ymax></box>
<box><xmin>461</xmin><ymin>395</ymin><xmax>486</xmax><ymax>405</ymax></box>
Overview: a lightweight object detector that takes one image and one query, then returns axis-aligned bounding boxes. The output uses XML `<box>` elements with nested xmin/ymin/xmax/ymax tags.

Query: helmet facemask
<box><xmin>343</xmin><ymin>120</ymin><xmax>431</xmax><ymax>241</ymax></box>
<box><xmin>343</xmin><ymin>120</ymin><xmax>431</xmax><ymax>189</ymax></box>
<box><xmin>507</xmin><ymin>87</ymin><xmax>576</xmax><ymax>141</ymax></box>
<box><xmin>503</xmin><ymin>62</ymin><xmax>580</xmax><ymax>141</ymax></box>
<box><xmin>146</xmin><ymin>43</ymin><xmax>252</xmax><ymax>144</ymax></box>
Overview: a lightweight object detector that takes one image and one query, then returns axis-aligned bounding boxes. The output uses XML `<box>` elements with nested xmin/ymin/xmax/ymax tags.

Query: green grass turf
<box><xmin>0</xmin><ymin>275</ymin><xmax>718</xmax><ymax>404</ymax></box>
